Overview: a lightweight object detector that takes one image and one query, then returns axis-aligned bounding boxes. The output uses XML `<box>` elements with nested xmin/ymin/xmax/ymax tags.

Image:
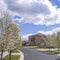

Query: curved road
<box><xmin>21</xmin><ymin>48</ymin><xmax>60</xmax><ymax>60</ymax></box>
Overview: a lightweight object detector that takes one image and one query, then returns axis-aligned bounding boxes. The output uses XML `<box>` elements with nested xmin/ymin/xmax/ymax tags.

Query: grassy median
<box><xmin>48</xmin><ymin>50</ymin><xmax>60</xmax><ymax>54</ymax></box>
<box><xmin>3</xmin><ymin>55</ymin><xmax>20</xmax><ymax>60</ymax></box>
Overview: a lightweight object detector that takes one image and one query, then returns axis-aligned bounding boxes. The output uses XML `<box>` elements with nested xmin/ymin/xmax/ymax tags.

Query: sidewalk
<box><xmin>0</xmin><ymin>51</ymin><xmax>9</xmax><ymax>58</ymax></box>
<box><xmin>0</xmin><ymin>51</ymin><xmax>24</xmax><ymax>60</ymax></box>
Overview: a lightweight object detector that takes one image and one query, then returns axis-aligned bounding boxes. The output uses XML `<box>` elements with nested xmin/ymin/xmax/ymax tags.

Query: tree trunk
<box><xmin>9</xmin><ymin>51</ymin><xmax>12</xmax><ymax>60</ymax></box>
<box><xmin>0</xmin><ymin>50</ymin><xmax>3</xmax><ymax>60</ymax></box>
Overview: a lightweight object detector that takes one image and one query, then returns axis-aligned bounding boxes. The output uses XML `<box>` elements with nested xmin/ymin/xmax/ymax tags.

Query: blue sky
<box><xmin>50</xmin><ymin>0</ymin><xmax>60</xmax><ymax>8</ymax></box>
<box><xmin>0</xmin><ymin>0</ymin><xmax>60</xmax><ymax>40</ymax></box>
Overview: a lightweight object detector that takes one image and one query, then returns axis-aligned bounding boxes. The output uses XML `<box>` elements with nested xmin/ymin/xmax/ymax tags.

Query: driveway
<box><xmin>20</xmin><ymin>48</ymin><xmax>60</xmax><ymax>60</ymax></box>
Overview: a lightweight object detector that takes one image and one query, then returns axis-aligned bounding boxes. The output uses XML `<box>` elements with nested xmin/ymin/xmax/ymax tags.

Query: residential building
<box><xmin>28</xmin><ymin>33</ymin><xmax>47</xmax><ymax>46</ymax></box>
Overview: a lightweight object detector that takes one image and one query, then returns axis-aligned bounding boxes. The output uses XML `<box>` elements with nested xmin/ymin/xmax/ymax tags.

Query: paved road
<box><xmin>20</xmin><ymin>48</ymin><xmax>60</xmax><ymax>60</ymax></box>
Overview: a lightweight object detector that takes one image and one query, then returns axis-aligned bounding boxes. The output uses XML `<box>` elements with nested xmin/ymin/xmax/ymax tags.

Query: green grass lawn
<box><xmin>3</xmin><ymin>55</ymin><xmax>20</xmax><ymax>60</ymax></box>
<box><xmin>23</xmin><ymin>46</ymin><xmax>38</xmax><ymax>48</ymax></box>
<box><xmin>48</xmin><ymin>50</ymin><xmax>60</xmax><ymax>54</ymax></box>
<box><xmin>12</xmin><ymin>50</ymin><xmax>20</xmax><ymax>53</ymax></box>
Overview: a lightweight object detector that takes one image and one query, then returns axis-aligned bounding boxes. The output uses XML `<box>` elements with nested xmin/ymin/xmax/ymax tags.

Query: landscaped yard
<box><xmin>3</xmin><ymin>55</ymin><xmax>20</xmax><ymax>60</ymax></box>
<box><xmin>23</xmin><ymin>46</ymin><xmax>38</xmax><ymax>48</ymax></box>
<box><xmin>12</xmin><ymin>50</ymin><xmax>20</xmax><ymax>53</ymax></box>
<box><xmin>47</xmin><ymin>50</ymin><xmax>60</xmax><ymax>54</ymax></box>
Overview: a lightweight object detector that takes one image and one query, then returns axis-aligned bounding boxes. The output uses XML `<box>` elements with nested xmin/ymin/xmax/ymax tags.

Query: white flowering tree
<box><xmin>0</xmin><ymin>13</ymin><xmax>11</xmax><ymax>60</ymax></box>
<box><xmin>5</xmin><ymin>22</ymin><xmax>21</xmax><ymax>60</ymax></box>
<box><xmin>0</xmin><ymin>13</ymin><xmax>21</xmax><ymax>60</ymax></box>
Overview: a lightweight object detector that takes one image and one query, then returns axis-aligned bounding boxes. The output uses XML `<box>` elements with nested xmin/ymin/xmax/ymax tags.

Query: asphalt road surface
<box><xmin>20</xmin><ymin>48</ymin><xmax>60</xmax><ymax>60</ymax></box>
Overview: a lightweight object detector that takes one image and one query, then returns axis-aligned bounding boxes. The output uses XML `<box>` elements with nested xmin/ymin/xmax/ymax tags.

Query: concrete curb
<box><xmin>56</xmin><ymin>54</ymin><xmax>60</xmax><ymax>56</ymax></box>
<box><xmin>20</xmin><ymin>51</ymin><xmax>24</xmax><ymax>60</ymax></box>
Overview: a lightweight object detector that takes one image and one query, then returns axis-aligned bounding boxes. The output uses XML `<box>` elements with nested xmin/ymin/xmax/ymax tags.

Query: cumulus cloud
<box><xmin>2</xmin><ymin>0</ymin><xmax>60</xmax><ymax>26</ymax></box>
<box><xmin>4</xmin><ymin>0</ymin><xmax>51</xmax><ymax>15</ymax></box>
<box><xmin>0</xmin><ymin>0</ymin><xmax>7</xmax><ymax>13</ymax></box>
<box><xmin>21</xmin><ymin>34</ymin><xmax>33</xmax><ymax>40</ymax></box>
<box><xmin>38</xmin><ymin>27</ymin><xmax>60</xmax><ymax>35</ymax></box>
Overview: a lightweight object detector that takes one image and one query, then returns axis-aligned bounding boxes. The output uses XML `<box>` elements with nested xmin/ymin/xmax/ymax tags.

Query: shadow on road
<box><xmin>56</xmin><ymin>58</ymin><xmax>60</xmax><ymax>60</ymax></box>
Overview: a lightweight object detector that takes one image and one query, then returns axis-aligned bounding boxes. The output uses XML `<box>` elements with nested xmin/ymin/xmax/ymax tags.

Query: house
<box><xmin>28</xmin><ymin>33</ymin><xmax>47</xmax><ymax>46</ymax></box>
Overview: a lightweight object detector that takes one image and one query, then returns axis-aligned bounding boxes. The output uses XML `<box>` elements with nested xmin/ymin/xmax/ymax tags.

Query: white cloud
<box><xmin>38</xmin><ymin>27</ymin><xmax>60</xmax><ymax>35</ymax></box>
<box><xmin>0</xmin><ymin>0</ymin><xmax>60</xmax><ymax>26</ymax></box>
<box><xmin>3</xmin><ymin>0</ymin><xmax>60</xmax><ymax>26</ymax></box>
<box><xmin>38</xmin><ymin>30</ymin><xmax>53</xmax><ymax>35</ymax></box>
<box><xmin>0</xmin><ymin>0</ymin><xmax>7</xmax><ymax>13</ymax></box>
<box><xmin>21</xmin><ymin>34</ymin><xmax>33</xmax><ymax>40</ymax></box>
